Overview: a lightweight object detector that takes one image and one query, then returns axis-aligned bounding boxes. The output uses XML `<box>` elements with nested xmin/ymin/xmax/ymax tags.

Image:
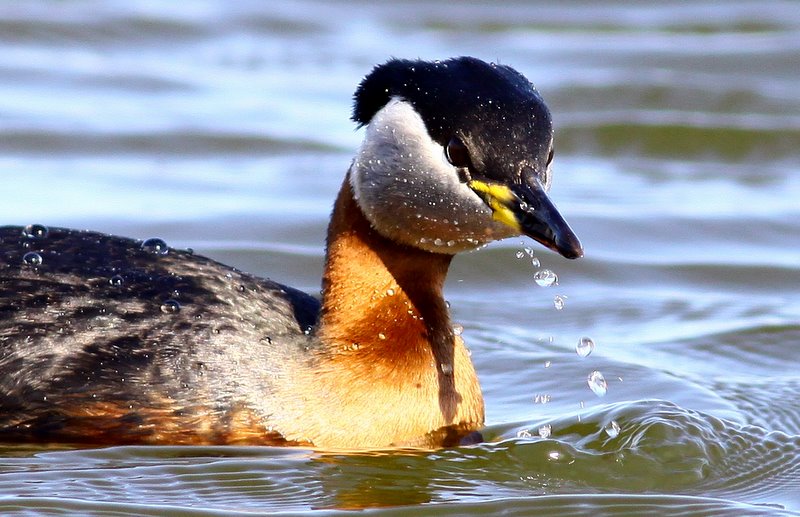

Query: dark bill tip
<box><xmin>510</xmin><ymin>183</ymin><xmax>583</xmax><ymax>259</ymax></box>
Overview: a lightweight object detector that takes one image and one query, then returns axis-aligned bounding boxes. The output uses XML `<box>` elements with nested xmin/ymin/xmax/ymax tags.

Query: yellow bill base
<box><xmin>467</xmin><ymin>180</ymin><xmax>522</xmax><ymax>232</ymax></box>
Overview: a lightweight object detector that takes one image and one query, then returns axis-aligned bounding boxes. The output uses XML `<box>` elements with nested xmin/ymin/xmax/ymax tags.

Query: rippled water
<box><xmin>1</xmin><ymin>0</ymin><xmax>799</xmax><ymax>514</ymax></box>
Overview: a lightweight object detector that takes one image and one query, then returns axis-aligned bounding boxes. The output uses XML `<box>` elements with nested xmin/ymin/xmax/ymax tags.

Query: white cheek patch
<box><xmin>351</xmin><ymin>99</ymin><xmax>454</xmax><ymax>201</ymax></box>
<box><xmin>350</xmin><ymin>98</ymin><xmax>517</xmax><ymax>253</ymax></box>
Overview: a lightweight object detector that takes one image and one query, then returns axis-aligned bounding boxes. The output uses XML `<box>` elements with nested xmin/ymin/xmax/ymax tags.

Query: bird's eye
<box><xmin>445</xmin><ymin>136</ymin><xmax>472</xmax><ymax>169</ymax></box>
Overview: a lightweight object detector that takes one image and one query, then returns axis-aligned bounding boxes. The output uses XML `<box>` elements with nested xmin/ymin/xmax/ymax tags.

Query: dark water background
<box><xmin>1</xmin><ymin>1</ymin><xmax>799</xmax><ymax>514</ymax></box>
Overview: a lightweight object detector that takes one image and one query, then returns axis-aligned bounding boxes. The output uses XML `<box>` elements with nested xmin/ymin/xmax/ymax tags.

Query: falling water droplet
<box><xmin>141</xmin><ymin>238</ymin><xmax>169</xmax><ymax>255</ymax></box>
<box><xmin>452</xmin><ymin>323</ymin><xmax>464</xmax><ymax>336</ymax></box>
<box><xmin>554</xmin><ymin>295</ymin><xmax>566</xmax><ymax>310</ymax></box>
<box><xmin>440</xmin><ymin>363</ymin><xmax>453</xmax><ymax>375</ymax></box>
<box><xmin>605</xmin><ymin>420</ymin><xmax>620</xmax><ymax>438</ymax></box>
<box><xmin>378</xmin><ymin>332</ymin><xmax>386</xmax><ymax>340</ymax></box>
<box><xmin>531</xmin><ymin>257</ymin><xmax>540</xmax><ymax>268</ymax></box>
<box><xmin>22</xmin><ymin>251</ymin><xmax>42</xmax><ymax>266</ymax></box>
<box><xmin>538</xmin><ymin>424</ymin><xmax>552</xmax><ymax>438</ymax></box>
<box><xmin>516</xmin><ymin>429</ymin><xmax>532</xmax><ymax>439</ymax></box>
<box><xmin>544</xmin><ymin>360</ymin><xmax>551</xmax><ymax>368</ymax></box>
<box><xmin>160</xmin><ymin>299</ymin><xmax>181</xmax><ymax>314</ymax></box>
<box><xmin>515</xmin><ymin>250</ymin><xmax>525</xmax><ymax>259</ymax></box>
<box><xmin>386</xmin><ymin>288</ymin><xmax>395</xmax><ymax>296</ymax></box>
<box><xmin>524</xmin><ymin>246</ymin><xmax>535</xmax><ymax>257</ymax></box>
<box><xmin>587</xmin><ymin>370</ymin><xmax>608</xmax><ymax>397</ymax></box>
<box><xmin>576</xmin><ymin>337</ymin><xmax>595</xmax><ymax>357</ymax></box>
<box><xmin>109</xmin><ymin>275</ymin><xmax>124</xmax><ymax>287</ymax></box>
<box><xmin>533</xmin><ymin>269</ymin><xmax>558</xmax><ymax>287</ymax></box>
<box><xmin>21</xmin><ymin>224</ymin><xmax>49</xmax><ymax>239</ymax></box>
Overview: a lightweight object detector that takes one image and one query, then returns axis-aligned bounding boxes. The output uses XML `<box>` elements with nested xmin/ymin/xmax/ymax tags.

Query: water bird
<box><xmin>0</xmin><ymin>57</ymin><xmax>582</xmax><ymax>449</ymax></box>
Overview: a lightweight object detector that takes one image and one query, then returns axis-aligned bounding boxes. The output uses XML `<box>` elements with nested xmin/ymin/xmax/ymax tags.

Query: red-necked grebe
<box><xmin>0</xmin><ymin>57</ymin><xmax>582</xmax><ymax>448</ymax></box>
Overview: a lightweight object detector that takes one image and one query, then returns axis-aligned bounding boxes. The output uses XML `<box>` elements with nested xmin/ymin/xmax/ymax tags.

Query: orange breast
<box><xmin>263</xmin><ymin>177</ymin><xmax>485</xmax><ymax>448</ymax></box>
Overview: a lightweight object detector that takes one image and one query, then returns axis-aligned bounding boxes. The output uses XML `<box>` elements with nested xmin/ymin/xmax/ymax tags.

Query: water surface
<box><xmin>1</xmin><ymin>0</ymin><xmax>799</xmax><ymax>514</ymax></box>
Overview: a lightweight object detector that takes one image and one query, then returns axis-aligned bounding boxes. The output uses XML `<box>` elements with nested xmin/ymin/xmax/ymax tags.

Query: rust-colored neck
<box><xmin>319</xmin><ymin>177</ymin><xmax>454</xmax><ymax>371</ymax></box>
<box><xmin>278</xmin><ymin>174</ymin><xmax>483</xmax><ymax>448</ymax></box>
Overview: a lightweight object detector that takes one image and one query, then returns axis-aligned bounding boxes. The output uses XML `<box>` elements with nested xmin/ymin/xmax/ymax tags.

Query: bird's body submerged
<box><xmin>0</xmin><ymin>225</ymin><xmax>320</xmax><ymax>445</ymax></box>
<box><xmin>0</xmin><ymin>57</ymin><xmax>582</xmax><ymax>449</ymax></box>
